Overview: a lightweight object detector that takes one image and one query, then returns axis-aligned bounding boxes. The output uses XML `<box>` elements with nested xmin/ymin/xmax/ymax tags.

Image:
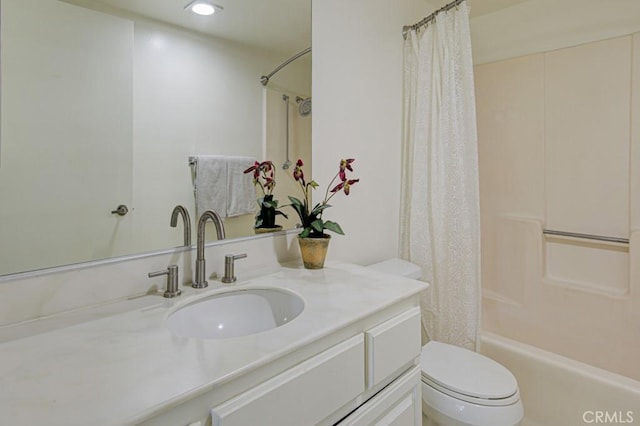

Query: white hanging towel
<box><xmin>192</xmin><ymin>155</ymin><xmax>256</xmax><ymax>218</ymax></box>
<box><xmin>226</xmin><ymin>156</ymin><xmax>257</xmax><ymax>217</ymax></box>
<box><xmin>193</xmin><ymin>155</ymin><xmax>228</xmax><ymax>218</ymax></box>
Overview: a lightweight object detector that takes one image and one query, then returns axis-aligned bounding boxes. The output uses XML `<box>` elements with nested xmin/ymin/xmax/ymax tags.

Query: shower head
<box><xmin>296</xmin><ymin>96</ymin><xmax>311</xmax><ymax>117</ymax></box>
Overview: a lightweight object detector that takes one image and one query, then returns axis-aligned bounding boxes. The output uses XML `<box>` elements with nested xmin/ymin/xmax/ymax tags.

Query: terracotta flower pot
<box><xmin>297</xmin><ymin>235</ymin><xmax>331</xmax><ymax>269</ymax></box>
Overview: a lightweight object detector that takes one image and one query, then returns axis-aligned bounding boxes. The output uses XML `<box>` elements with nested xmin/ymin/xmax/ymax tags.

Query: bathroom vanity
<box><xmin>0</xmin><ymin>262</ymin><xmax>427</xmax><ymax>425</ymax></box>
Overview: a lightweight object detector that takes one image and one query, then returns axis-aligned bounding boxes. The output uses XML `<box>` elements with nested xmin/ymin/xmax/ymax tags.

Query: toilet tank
<box><xmin>367</xmin><ymin>258</ymin><xmax>422</xmax><ymax>280</ymax></box>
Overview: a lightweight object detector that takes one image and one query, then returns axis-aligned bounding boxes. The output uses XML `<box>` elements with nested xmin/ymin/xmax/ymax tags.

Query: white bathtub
<box><xmin>479</xmin><ymin>332</ymin><xmax>640</xmax><ymax>426</ymax></box>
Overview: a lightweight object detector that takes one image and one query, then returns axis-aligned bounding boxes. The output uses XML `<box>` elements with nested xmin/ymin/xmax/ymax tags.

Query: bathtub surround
<box><xmin>400</xmin><ymin>0</ymin><xmax>481</xmax><ymax>350</ymax></box>
<box><xmin>476</xmin><ymin>32</ymin><xmax>640</xmax><ymax>381</ymax></box>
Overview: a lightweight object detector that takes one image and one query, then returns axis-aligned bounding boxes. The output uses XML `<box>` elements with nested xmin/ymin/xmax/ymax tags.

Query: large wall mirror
<box><xmin>0</xmin><ymin>0</ymin><xmax>311</xmax><ymax>277</ymax></box>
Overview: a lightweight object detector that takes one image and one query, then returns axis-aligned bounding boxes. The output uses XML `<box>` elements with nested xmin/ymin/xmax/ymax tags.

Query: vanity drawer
<box><xmin>365</xmin><ymin>307</ymin><xmax>421</xmax><ymax>389</ymax></box>
<box><xmin>211</xmin><ymin>334</ymin><xmax>364</xmax><ymax>426</ymax></box>
<box><xmin>338</xmin><ymin>365</ymin><xmax>422</xmax><ymax>426</ymax></box>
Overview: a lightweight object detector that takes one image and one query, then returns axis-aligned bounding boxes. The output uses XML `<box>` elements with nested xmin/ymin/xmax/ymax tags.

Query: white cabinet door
<box><xmin>365</xmin><ymin>307</ymin><xmax>421</xmax><ymax>389</ymax></box>
<box><xmin>339</xmin><ymin>365</ymin><xmax>422</xmax><ymax>426</ymax></box>
<box><xmin>211</xmin><ymin>335</ymin><xmax>364</xmax><ymax>426</ymax></box>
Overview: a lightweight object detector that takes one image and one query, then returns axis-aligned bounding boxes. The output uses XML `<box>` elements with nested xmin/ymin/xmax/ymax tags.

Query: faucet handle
<box><xmin>221</xmin><ymin>253</ymin><xmax>248</xmax><ymax>283</ymax></box>
<box><xmin>148</xmin><ymin>265</ymin><xmax>182</xmax><ymax>298</ymax></box>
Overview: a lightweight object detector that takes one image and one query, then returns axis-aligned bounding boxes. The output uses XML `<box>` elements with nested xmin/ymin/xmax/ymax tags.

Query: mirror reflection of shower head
<box><xmin>296</xmin><ymin>96</ymin><xmax>311</xmax><ymax>117</ymax></box>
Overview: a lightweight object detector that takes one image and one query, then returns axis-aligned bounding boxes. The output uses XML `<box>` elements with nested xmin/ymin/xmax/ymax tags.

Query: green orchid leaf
<box><xmin>323</xmin><ymin>221</ymin><xmax>344</xmax><ymax>235</ymax></box>
<box><xmin>287</xmin><ymin>196</ymin><xmax>306</xmax><ymax>221</ymax></box>
<box><xmin>310</xmin><ymin>219</ymin><xmax>324</xmax><ymax>233</ymax></box>
<box><xmin>288</xmin><ymin>196</ymin><xmax>303</xmax><ymax>207</ymax></box>
<box><xmin>299</xmin><ymin>227</ymin><xmax>311</xmax><ymax>238</ymax></box>
<box><xmin>275</xmin><ymin>210</ymin><xmax>288</xmax><ymax>218</ymax></box>
<box><xmin>310</xmin><ymin>203</ymin><xmax>331</xmax><ymax>216</ymax></box>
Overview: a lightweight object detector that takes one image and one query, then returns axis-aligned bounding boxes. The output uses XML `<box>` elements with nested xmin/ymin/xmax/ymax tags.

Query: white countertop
<box><xmin>0</xmin><ymin>262</ymin><xmax>427</xmax><ymax>425</ymax></box>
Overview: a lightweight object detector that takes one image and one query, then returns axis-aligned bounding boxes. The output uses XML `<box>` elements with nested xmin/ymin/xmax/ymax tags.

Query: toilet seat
<box><xmin>367</xmin><ymin>258</ymin><xmax>422</xmax><ymax>279</ymax></box>
<box><xmin>421</xmin><ymin>341</ymin><xmax>520</xmax><ymax>407</ymax></box>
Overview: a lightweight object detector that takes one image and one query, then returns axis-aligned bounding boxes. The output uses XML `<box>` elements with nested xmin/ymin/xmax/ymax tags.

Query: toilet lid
<box><xmin>421</xmin><ymin>341</ymin><xmax>518</xmax><ymax>401</ymax></box>
<box><xmin>367</xmin><ymin>258</ymin><xmax>422</xmax><ymax>279</ymax></box>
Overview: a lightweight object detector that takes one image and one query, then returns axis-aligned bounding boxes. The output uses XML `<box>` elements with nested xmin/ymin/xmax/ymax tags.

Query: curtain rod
<box><xmin>260</xmin><ymin>47</ymin><xmax>311</xmax><ymax>86</ymax></box>
<box><xmin>402</xmin><ymin>0</ymin><xmax>466</xmax><ymax>39</ymax></box>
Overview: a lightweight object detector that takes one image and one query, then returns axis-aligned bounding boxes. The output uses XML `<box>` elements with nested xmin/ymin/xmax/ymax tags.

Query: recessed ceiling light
<box><xmin>184</xmin><ymin>0</ymin><xmax>223</xmax><ymax>16</ymax></box>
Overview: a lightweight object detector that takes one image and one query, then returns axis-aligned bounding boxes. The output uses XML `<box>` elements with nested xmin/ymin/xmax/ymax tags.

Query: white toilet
<box><xmin>368</xmin><ymin>259</ymin><xmax>524</xmax><ymax>426</ymax></box>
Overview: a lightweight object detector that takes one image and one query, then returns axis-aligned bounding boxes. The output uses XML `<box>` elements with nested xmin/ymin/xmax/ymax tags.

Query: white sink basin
<box><xmin>167</xmin><ymin>288</ymin><xmax>304</xmax><ymax>339</ymax></box>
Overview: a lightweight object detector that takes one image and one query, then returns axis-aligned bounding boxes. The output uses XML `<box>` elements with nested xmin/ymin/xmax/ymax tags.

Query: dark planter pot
<box><xmin>256</xmin><ymin>194</ymin><xmax>277</xmax><ymax>229</ymax></box>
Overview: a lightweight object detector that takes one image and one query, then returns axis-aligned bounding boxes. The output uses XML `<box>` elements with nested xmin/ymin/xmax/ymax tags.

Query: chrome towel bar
<box><xmin>543</xmin><ymin>229</ymin><xmax>628</xmax><ymax>245</ymax></box>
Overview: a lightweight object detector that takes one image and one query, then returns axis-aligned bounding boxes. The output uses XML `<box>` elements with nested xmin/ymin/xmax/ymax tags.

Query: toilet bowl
<box><xmin>368</xmin><ymin>259</ymin><xmax>524</xmax><ymax>426</ymax></box>
<box><xmin>420</xmin><ymin>340</ymin><xmax>523</xmax><ymax>425</ymax></box>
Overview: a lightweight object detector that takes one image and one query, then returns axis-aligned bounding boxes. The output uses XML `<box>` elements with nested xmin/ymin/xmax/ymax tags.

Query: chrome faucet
<box><xmin>221</xmin><ymin>253</ymin><xmax>248</xmax><ymax>283</ymax></box>
<box><xmin>148</xmin><ymin>265</ymin><xmax>181</xmax><ymax>298</ymax></box>
<box><xmin>170</xmin><ymin>205</ymin><xmax>191</xmax><ymax>246</ymax></box>
<box><xmin>193</xmin><ymin>209</ymin><xmax>226</xmax><ymax>288</ymax></box>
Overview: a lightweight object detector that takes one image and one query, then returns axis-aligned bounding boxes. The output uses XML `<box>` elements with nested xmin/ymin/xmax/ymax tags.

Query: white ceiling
<box><xmin>467</xmin><ymin>0</ymin><xmax>529</xmax><ymax>18</ymax></box>
<box><xmin>65</xmin><ymin>0</ymin><xmax>640</xmax><ymax>61</ymax></box>
<box><xmin>66</xmin><ymin>0</ymin><xmax>523</xmax><ymax>57</ymax></box>
<box><xmin>65</xmin><ymin>0</ymin><xmax>311</xmax><ymax>56</ymax></box>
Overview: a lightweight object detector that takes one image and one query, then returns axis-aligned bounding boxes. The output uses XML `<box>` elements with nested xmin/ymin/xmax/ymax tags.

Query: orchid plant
<box><xmin>288</xmin><ymin>158</ymin><xmax>360</xmax><ymax>238</ymax></box>
<box><xmin>243</xmin><ymin>160</ymin><xmax>287</xmax><ymax>229</ymax></box>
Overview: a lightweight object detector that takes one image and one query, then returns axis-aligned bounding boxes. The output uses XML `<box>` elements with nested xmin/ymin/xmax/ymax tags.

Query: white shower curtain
<box><xmin>400</xmin><ymin>1</ymin><xmax>481</xmax><ymax>350</ymax></box>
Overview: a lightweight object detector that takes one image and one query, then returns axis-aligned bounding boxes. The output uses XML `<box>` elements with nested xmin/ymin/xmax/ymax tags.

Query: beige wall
<box><xmin>476</xmin><ymin>34</ymin><xmax>640</xmax><ymax>380</ymax></box>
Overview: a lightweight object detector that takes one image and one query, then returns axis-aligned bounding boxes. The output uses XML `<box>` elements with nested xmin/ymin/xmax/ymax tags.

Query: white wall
<box><xmin>312</xmin><ymin>0</ymin><xmax>431</xmax><ymax>265</ymax></box>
